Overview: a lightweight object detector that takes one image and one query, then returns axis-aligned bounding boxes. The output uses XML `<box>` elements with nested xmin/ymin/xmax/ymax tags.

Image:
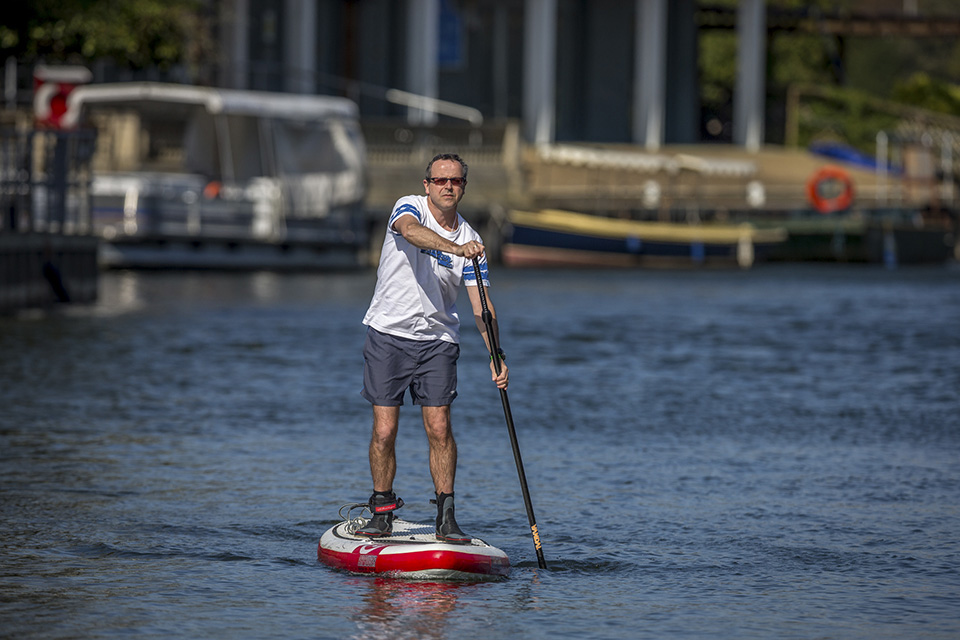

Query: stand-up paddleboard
<box><xmin>318</xmin><ymin>505</ymin><xmax>510</xmax><ymax>581</ymax></box>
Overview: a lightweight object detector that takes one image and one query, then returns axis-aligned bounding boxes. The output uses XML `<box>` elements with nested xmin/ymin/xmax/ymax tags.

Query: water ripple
<box><xmin>1</xmin><ymin>267</ymin><xmax>959</xmax><ymax>639</ymax></box>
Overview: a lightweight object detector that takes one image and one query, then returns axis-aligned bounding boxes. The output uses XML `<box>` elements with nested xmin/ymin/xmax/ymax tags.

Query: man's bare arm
<box><xmin>393</xmin><ymin>216</ymin><xmax>484</xmax><ymax>259</ymax></box>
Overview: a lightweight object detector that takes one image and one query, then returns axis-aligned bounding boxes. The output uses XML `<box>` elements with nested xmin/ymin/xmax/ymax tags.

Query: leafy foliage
<box><xmin>796</xmin><ymin>87</ymin><xmax>902</xmax><ymax>152</ymax></box>
<box><xmin>700</xmin><ymin>1</ymin><xmax>960</xmax><ymax>146</ymax></box>
<box><xmin>892</xmin><ymin>73</ymin><xmax>960</xmax><ymax>116</ymax></box>
<box><xmin>1</xmin><ymin>0</ymin><xmax>210</xmax><ymax>69</ymax></box>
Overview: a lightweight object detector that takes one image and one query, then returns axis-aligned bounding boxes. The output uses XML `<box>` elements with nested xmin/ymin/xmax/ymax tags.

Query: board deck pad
<box><xmin>318</xmin><ymin>517</ymin><xmax>510</xmax><ymax>581</ymax></box>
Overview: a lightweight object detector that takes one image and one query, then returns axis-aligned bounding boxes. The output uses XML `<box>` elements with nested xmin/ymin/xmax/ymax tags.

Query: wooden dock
<box><xmin>1</xmin><ymin>126</ymin><xmax>100</xmax><ymax>314</ymax></box>
<box><xmin>0</xmin><ymin>233</ymin><xmax>99</xmax><ymax>315</ymax></box>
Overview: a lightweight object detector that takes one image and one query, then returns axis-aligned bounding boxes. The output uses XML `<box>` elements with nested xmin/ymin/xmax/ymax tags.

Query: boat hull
<box><xmin>503</xmin><ymin>209</ymin><xmax>786</xmax><ymax>268</ymax></box>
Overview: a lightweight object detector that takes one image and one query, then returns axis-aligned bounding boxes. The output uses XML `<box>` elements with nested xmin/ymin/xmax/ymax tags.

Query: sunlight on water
<box><xmin>1</xmin><ymin>265</ymin><xmax>959</xmax><ymax>639</ymax></box>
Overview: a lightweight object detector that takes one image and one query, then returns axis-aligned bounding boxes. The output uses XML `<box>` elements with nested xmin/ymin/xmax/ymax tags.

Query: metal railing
<box><xmin>1</xmin><ymin>128</ymin><xmax>97</xmax><ymax>235</ymax></box>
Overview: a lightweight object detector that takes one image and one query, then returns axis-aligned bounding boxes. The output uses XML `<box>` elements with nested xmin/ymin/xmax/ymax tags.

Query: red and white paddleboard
<box><xmin>318</xmin><ymin>517</ymin><xmax>510</xmax><ymax>581</ymax></box>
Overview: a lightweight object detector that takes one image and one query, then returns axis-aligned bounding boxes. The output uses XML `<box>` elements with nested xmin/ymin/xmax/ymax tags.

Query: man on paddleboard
<box><xmin>358</xmin><ymin>153</ymin><xmax>509</xmax><ymax>543</ymax></box>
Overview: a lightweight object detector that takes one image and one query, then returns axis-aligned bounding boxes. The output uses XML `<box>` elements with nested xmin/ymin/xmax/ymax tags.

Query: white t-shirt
<box><xmin>362</xmin><ymin>195</ymin><xmax>490</xmax><ymax>344</ymax></box>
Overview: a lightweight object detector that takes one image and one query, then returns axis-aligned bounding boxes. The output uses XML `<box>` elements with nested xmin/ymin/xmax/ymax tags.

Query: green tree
<box><xmin>1</xmin><ymin>0</ymin><xmax>211</xmax><ymax>70</ymax></box>
<box><xmin>892</xmin><ymin>73</ymin><xmax>960</xmax><ymax>116</ymax></box>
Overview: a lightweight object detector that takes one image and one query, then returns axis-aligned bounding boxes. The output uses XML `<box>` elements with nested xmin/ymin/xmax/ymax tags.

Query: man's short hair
<box><xmin>425</xmin><ymin>153</ymin><xmax>468</xmax><ymax>181</ymax></box>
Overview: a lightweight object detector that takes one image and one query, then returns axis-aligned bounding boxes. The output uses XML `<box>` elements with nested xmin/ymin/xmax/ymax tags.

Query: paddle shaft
<box><xmin>472</xmin><ymin>257</ymin><xmax>547</xmax><ymax>570</ymax></box>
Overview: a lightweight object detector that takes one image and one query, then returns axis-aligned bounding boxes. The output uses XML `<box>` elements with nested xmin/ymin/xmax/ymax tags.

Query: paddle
<box><xmin>472</xmin><ymin>256</ymin><xmax>548</xmax><ymax>570</ymax></box>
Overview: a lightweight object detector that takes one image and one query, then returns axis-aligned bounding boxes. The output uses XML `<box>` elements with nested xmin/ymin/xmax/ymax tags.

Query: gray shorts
<box><xmin>361</xmin><ymin>327</ymin><xmax>460</xmax><ymax>406</ymax></box>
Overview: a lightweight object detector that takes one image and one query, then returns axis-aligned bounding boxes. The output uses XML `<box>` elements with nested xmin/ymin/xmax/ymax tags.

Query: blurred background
<box><xmin>2</xmin><ymin>0</ymin><xmax>960</xmax><ymax>312</ymax></box>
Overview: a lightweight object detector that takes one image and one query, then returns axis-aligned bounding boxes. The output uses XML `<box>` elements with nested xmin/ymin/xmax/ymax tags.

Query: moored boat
<box><xmin>502</xmin><ymin>208</ymin><xmax>787</xmax><ymax>268</ymax></box>
<box><xmin>65</xmin><ymin>82</ymin><xmax>369</xmax><ymax>269</ymax></box>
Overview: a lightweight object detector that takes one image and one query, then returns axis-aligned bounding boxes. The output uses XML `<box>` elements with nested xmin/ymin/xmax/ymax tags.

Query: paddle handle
<box><xmin>472</xmin><ymin>257</ymin><xmax>548</xmax><ymax>570</ymax></box>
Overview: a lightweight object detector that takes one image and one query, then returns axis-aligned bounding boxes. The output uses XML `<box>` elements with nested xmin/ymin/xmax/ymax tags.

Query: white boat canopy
<box><xmin>62</xmin><ymin>82</ymin><xmax>359</xmax><ymax>129</ymax></box>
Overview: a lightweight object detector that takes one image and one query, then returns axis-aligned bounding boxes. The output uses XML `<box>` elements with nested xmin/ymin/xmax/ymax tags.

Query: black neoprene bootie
<box><xmin>433</xmin><ymin>492</ymin><xmax>471</xmax><ymax>544</ymax></box>
<box><xmin>356</xmin><ymin>491</ymin><xmax>403</xmax><ymax>538</ymax></box>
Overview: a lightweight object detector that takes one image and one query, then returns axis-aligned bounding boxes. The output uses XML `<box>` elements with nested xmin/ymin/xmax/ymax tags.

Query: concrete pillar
<box><xmin>225</xmin><ymin>0</ymin><xmax>249</xmax><ymax>89</ymax></box>
<box><xmin>284</xmin><ymin>0</ymin><xmax>317</xmax><ymax>94</ymax></box>
<box><xmin>523</xmin><ymin>0</ymin><xmax>557</xmax><ymax>145</ymax></box>
<box><xmin>493</xmin><ymin>5</ymin><xmax>510</xmax><ymax>120</ymax></box>
<box><xmin>734</xmin><ymin>0</ymin><xmax>766</xmax><ymax>151</ymax></box>
<box><xmin>664</xmin><ymin>0</ymin><xmax>700</xmax><ymax>144</ymax></box>
<box><xmin>633</xmin><ymin>0</ymin><xmax>668</xmax><ymax>151</ymax></box>
<box><xmin>406</xmin><ymin>0</ymin><xmax>440</xmax><ymax>125</ymax></box>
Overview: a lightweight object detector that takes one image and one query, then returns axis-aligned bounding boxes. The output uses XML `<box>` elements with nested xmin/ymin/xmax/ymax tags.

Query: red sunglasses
<box><xmin>426</xmin><ymin>177</ymin><xmax>466</xmax><ymax>187</ymax></box>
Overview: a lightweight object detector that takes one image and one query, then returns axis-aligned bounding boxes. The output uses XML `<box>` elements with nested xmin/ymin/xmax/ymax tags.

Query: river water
<box><xmin>2</xmin><ymin>264</ymin><xmax>959</xmax><ymax>639</ymax></box>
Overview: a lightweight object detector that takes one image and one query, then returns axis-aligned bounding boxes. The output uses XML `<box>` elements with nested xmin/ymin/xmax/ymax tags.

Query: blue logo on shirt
<box><xmin>421</xmin><ymin>249</ymin><xmax>453</xmax><ymax>268</ymax></box>
<box><xmin>463</xmin><ymin>260</ymin><xmax>486</xmax><ymax>282</ymax></box>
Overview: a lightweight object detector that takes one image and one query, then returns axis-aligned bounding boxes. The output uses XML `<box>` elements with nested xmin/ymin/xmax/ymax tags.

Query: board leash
<box><xmin>338</xmin><ymin>503</ymin><xmax>372</xmax><ymax>534</ymax></box>
<box><xmin>472</xmin><ymin>256</ymin><xmax>548</xmax><ymax>570</ymax></box>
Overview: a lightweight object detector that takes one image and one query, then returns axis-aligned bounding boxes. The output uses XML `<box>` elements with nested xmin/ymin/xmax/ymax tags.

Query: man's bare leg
<box><xmin>422</xmin><ymin>405</ymin><xmax>470</xmax><ymax>543</ymax></box>
<box><xmin>369</xmin><ymin>405</ymin><xmax>400</xmax><ymax>492</ymax></box>
<box><xmin>421</xmin><ymin>405</ymin><xmax>455</xmax><ymax>494</ymax></box>
<box><xmin>356</xmin><ymin>405</ymin><xmax>403</xmax><ymax>538</ymax></box>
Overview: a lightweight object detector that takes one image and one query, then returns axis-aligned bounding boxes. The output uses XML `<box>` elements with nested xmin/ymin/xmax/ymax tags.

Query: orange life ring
<box><xmin>806</xmin><ymin>165</ymin><xmax>854</xmax><ymax>214</ymax></box>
